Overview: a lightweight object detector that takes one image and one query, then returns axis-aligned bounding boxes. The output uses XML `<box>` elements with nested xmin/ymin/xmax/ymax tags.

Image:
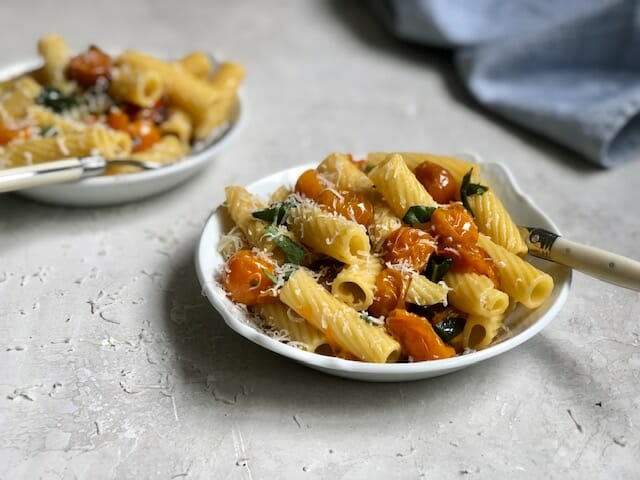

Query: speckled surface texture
<box><xmin>1</xmin><ymin>1</ymin><xmax>639</xmax><ymax>479</ymax></box>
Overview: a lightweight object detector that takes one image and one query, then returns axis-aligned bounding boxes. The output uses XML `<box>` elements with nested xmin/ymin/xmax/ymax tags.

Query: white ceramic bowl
<box><xmin>195</xmin><ymin>156</ymin><xmax>571</xmax><ymax>382</ymax></box>
<box><xmin>0</xmin><ymin>59</ymin><xmax>245</xmax><ymax>207</ymax></box>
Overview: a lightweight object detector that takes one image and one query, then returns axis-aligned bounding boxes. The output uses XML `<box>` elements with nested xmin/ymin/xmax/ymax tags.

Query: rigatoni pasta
<box><xmin>216</xmin><ymin>152</ymin><xmax>554</xmax><ymax>363</ymax></box>
<box><xmin>0</xmin><ymin>34</ymin><xmax>243</xmax><ymax>174</ymax></box>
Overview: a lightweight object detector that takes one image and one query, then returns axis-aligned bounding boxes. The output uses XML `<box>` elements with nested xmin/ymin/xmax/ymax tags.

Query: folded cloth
<box><xmin>371</xmin><ymin>0</ymin><xmax>640</xmax><ymax>167</ymax></box>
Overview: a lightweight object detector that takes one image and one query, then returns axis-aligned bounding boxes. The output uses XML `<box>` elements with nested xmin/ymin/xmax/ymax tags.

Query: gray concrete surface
<box><xmin>1</xmin><ymin>1</ymin><xmax>639</xmax><ymax>478</ymax></box>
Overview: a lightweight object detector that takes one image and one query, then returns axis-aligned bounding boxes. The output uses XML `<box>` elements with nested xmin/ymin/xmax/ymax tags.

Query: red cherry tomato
<box><xmin>66</xmin><ymin>46</ymin><xmax>113</xmax><ymax>88</ymax></box>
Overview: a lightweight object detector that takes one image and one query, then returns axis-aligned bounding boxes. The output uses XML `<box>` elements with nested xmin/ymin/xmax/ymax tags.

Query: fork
<box><xmin>0</xmin><ymin>156</ymin><xmax>162</xmax><ymax>193</ymax></box>
<box><xmin>520</xmin><ymin>226</ymin><xmax>640</xmax><ymax>291</ymax></box>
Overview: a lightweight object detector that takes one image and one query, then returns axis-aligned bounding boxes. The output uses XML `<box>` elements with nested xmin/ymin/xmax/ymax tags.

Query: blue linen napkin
<box><xmin>370</xmin><ymin>0</ymin><xmax>640</xmax><ymax>167</ymax></box>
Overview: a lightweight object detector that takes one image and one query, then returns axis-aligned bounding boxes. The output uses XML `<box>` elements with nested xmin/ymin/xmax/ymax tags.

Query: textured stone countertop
<box><xmin>1</xmin><ymin>1</ymin><xmax>639</xmax><ymax>479</ymax></box>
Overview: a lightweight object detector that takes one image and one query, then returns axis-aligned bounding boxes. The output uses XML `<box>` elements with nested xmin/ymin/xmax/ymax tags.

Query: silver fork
<box><xmin>0</xmin><ymin>156</ymin><xmax>162</xmax><ymax>193</ymax></box>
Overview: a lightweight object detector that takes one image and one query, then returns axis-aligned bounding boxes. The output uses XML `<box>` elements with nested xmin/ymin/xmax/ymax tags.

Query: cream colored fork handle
<box><xmin>524</xmin><ymin>226</ymin><xmax>640</xmax><ymax>291</ymax></box>
<box><xmin>549</xmin><ymin>237</ymin><xmax>640</xmax><ymax>291</ymax></box>
<box><xmin>0</xmin><ymin>156</ymin><xmax>106</xmax><ymax>193</ymax></box>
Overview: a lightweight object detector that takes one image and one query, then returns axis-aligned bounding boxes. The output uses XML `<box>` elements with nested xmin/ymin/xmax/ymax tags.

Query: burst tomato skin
<box><xmin>128</xmin><ymin>119</ymin><xmax>161</xmax><ymax>152</ymax></box>
<box><xmin>369</xmin><ymin>268</ymin><xmax>407</xmax><ymax>318</ymax></box>
<box><xmin>383</xmin><ymin>227</ymin><xmax>435</xmax><ymax>273</ymax></box>
<box><xmin>386</xmin><ymin>309</ymin><xmax>456</xmax><ymax>361</ymax></box>
<box><xmin>316</xmin><ymin>189</ymin><xmax>373</xmax><ymax>227</ymax></box>
<box><xmin>428</xmin><ymin>203</ymin><xmax>478</xmax><ymax>245</ymax></box>
<box><xmin>66</xmin><ymin>46</ymin><xmax>113</xmax><ymax>88</ymax></box>
<box><xmin>221</xmin><ymin>250</ymin><xmax>278</xmax><ymax>306</ymax></box>
<box><xmin>439</xmin><ymin>243</ymin><xmax>500</xmax><ymax>287</ymax></box>
<box><xmin>413</xmin><ymin>161</ymin><xmax>458</xmax><ymax>204</ymax></box>
<box><xmin>427</xmin><ymin>203</ymin><xmax>498</xmax><ymax>286</ymax></box>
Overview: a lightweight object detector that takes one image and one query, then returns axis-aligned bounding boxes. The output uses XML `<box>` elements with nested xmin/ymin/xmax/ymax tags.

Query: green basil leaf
<box><xmin>252</xmin><ymin>201</ymin><xmax>292</xmax><ymax>225</ymax></box>
<box><xmin>403</xmin><ymin>205</ymin><xmax>436</xmax><ymax>225</ymax></box>
<box><xmin>262</xmin><ymin>268</ymin><xmax>279</xmax><ymax>284</ymax></box>
<box><xmin>36</xmin><ymin>86</ymin><xmax>77</xmax><ymax>114</ymax></box>
<box><xmin>460</xmin><ymin>168</ymin><xmax>489</xmax><ymax>217</ymax></box>
<box><xmin>424</xmin><ymin>257</ymin><xmax>453</xmax><ymax>283</ymax></box>
<box><xmin>433</xmin><ymin>316</ymin><xmax>466</xmax><ymax>343</ymax></box>
<box><xmin>265</xmin><ymin>225</ymin><xmax>305</xmax><ymax>265</ymax></box>
<box><xmin>360</xmin><ymin>312</ymin><xmax>383</xmax><ymax>325</ymax></box>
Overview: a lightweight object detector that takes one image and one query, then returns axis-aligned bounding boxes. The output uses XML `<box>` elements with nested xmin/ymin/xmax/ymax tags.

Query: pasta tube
<box><xmin>254</xmin><ymin>301</ymin><xmax>330</xmax><ymax>353</ymax></box>
<box><xmin>280</xmin><ymin>268</ymin><xmax>400</xmax><ymax>363</ymax></box>
<box><xmin>368</xmin><ymin>153</ymin><xmax>436</xmax><ymax>218</ymax></box>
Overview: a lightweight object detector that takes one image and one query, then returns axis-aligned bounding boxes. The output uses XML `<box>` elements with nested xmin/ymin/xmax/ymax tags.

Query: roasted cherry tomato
<box><xmin>386</xmin><ymin>309</ymin><xmax>456</xmax><ymax>361</ymax></box>
<box><xmin>106</xmin><ymin>108</ymin><xmax>129</xmax><ymax>132</ymax></box>
<box><xmin>413</xmin><ymin>161</ymin><xmax>458</xmax><ymax>204</ymax></box>
<box><xmin>428</xmin><ymin>203</ymin><xmax>478</xmax><ymax>246</ymax></box>
<box><xmin>294</xmin><ymin>169</ymin><xmax>326</xmax><ymax>200</ymax></box>
<box><xmin>124</xmin><ymin>99</ymin><xmax>168</xmax><ymax>125</ymax></box>
<box><xmin>0</xmin><ymin>124</ymin><xmax>29</xmax><ymax>146</ymax></box>
<box><xmin>369</xmin><ymin>268</ymin><xmax>407</xmax><ymax>318</ymax></box>
<box><xmin>316</xmin><ymin>189</ymin><xmax>373</xmax><ymax>227</ymax></box>
<box><xmin>439</xmin><ymin>243</ymin><xmax>500</xmax><ymax>287</ymax></box>
<box><xmin>128</xmin><ymin>119</ymin><xmax>161</xmax><ymax>152</ymax></box>
<box><xmin>220</xmin><ymin>250</ymin><xmax>278</xmax><ymax>306</ymax></box>
<box><xmin>383</xmin><ymin>227</ymin><xmax>435</xmax><ymax>272</ymax></box>
<box><xmin>428</xmin><ymin>203</ymin><xmax>498</xmax><ymax>285</ymax></box>
<box><xmin>66</xmin><ymin>46</ymin><xmax>113</xmax><ymax>88</ymax></box>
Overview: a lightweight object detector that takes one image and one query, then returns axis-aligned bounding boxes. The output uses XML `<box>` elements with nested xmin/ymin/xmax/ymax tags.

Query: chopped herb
<box><xmin>460</xmin><ymin>168</ymin><xmax>489</xmax><ymax>217</ymax></box>
<box><xmin>40</xmin><ymin>125</ymin><xmax>58</xmax><ymax>138</ymax></box>
<box><xmin>262</xmin><ymin>268</ymin><xmax>279</xmax><ymax>284</ymax></box>
<box><xmin>36</xmin><ymin>86</ymin><xmax>77</xmax><ymax>113</ymax></box>
<box><xmin>265</xmin><ymin>225</ymin><xmax>305</xmax><ymax>265</ymax></box>
<box><xmin>433</xmin><ymin>316</ymin><xmax>466</xmax><ymax>343</ymax></box>
<box><xmin>252</xmin><ymin>201</ymin><xmax>292</xmax><ymax>225</ymax></box>
<box><xmin>403</xmin><ymin>205</ymin><xmax>436</xmax><ymax>225</ymax></box>
<box><xmin>424</xmin><ymin>257</ymin><xmax>453</xmax><ymax>283</ymax></box>
<box><xmin>364</xmin><ymin>164</ymin><xmax>375</xmax><ymax>173</ymax></box>
<box><xmin>360</xmin><ymin>312</ymin><xmax>382</xmax><ymax>325</ymax></box>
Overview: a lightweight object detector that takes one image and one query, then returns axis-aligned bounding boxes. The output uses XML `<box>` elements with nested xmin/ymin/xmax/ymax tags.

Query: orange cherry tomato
<box><xmin>428</xmin><ymin>203</ymin><xmax>478</xmax><ymax>246</ymax></box>
<box><xmin>439</xmin><ymin>243</ymin><xmax>500</xmax><ymax>288</ymax></box>
<box><xmin>413</xmin><ymin>161</ymin><xmax>458</xmax><ymax>204</ymax></box>
<box><xmin>369</xmin><ymin>268</ymin><xmax>407</xmax><ymax>318</ymax></box>
<box><xmin>106</xmin><ymin>108</ymin><xmax>129</xmax><ymax>131</ymax></box>
<box><xmin>316</xmin><ymin>189</ymin><xmax>373</xmax><ymax>227</ymax></box>
<box><xmin>383</xmin><ymin>227</ymin><xmax>435</xmax><ymax>272</ymax></box>
<box><xmin>0</xmin><ymin>124</ymin><xmax>29</xmax><ymax>146</ymax></box>
<box><xmin>294</xmin><ymin>169</ymin><xmax>326</xmax><ymax>200</ymax></box>
<box><xmin>386</xmin><ymin>309</ymin><xmax>456</xmax><ymax>361</ymax></box>
<box><xmin>128</xmin><ymin>119</ymin><xmax>161</xmax><ymax>152</ymax></box>
<box><xmin>220</xmin><ymin>250</ymin><xmax>278</xmax><ymax>306</ymax></box>
<box><xmin>66</xmin><ymin>46</ymin><xmax>113</xmax><ymax>88</ymax></box>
